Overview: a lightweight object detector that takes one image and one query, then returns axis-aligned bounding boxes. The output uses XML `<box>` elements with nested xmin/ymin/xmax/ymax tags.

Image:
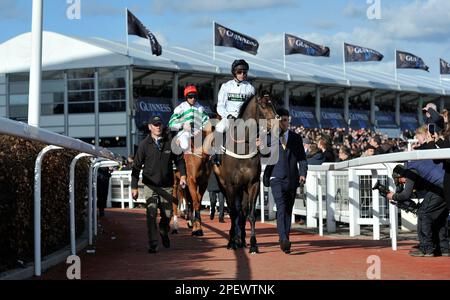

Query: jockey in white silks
<box><xmin>212</xmin><ymin>59</ymin><xmax>255</xmax><ymax>165</ymax></box>
<box><xmin>169</xmin><ymin>85</ymin><xmax>209</xmax><ymax>151</ymax></box>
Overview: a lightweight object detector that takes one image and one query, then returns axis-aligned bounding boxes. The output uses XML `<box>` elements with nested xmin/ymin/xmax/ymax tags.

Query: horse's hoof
<box><xmin>171</xmin><ymin>229</ymin><xmax>178</xmax><ymax>234</ymax></box>
<box><xmin>249</xmin><ymin>247</ymin><xmax>259</xmax><ymax>254</ymax></box>
<box><xmin>191</xmin><ymin>230</ymin><xmax>203</xmax><ymax>236</ymax></box>
<box><xmin>227</xmin><ymin>241</ymin><xmax>237</xmax><ymax>250</ymax></box>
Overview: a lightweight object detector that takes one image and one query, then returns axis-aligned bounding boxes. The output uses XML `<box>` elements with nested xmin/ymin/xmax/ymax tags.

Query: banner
<box><xmin>349</xmin><ymin>110</ymin><xmax>372</xmax><ymax>130</ymax></box>
<box><xmin>396</xmin><ymin>51</ymin><xmax>429</xmax><ymax>71</ymax></box>
<box><xmin>134</xmin><ymin>98</ymin><xmax>173</xmax><ymax>130</ymax></box>
<box><xmin>440</xmin><ymin>58</ymin><xmax>450</xmax><ymax>75</ymax></box>
<box><xmin>344</xmin><ymin>43</ymin><xmax>383</xmax><ymax>62</ymax></box>
<box><xmin>285</xmin><ymin>33</ymin><xmax>330</xmax><ymax>57</ymax></box>
<box><xmin>214</xmin><ymin>23</ymin><xmax>259</xmax><ymax>55</ymax></box>
<box><xmin>321</xmin><ymin>109</ymin><xmax>347</xmax><ymax>128</ymax></box>
<box><xmin>400</xmin><ymin>113</ymin><xmax>419</xmax><ymax>132</ymax></box>
<box><xmin>375</xmin><ymin>112</ymin><xmax>396</xmax><ymax>128</ymax></box>
<box><xmin>290</xmin><ymin>107</ymin><xmax>319</xmax><ymax>128</ymax></box>
<box><xmin>127</xmin><ymin>9</ymin><xmax>162</xmax><ymax>56</ymax></box>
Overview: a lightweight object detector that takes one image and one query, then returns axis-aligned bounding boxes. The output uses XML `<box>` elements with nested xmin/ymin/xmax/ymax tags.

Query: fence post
<box><xmin>385</xmin><ymin>163</ymin><xmax>398</xmax><ymax>251</ymax></box>
<box><xmin>260</xmin><ymin>170</ymin><xmax>265</xmax><ymax>223</ymax></box>
<box><xmin>348</xmin><ymin>168</ymin><xmax>360</xmax><ymax>237</ymax></box>
<box><xmin>120</xmin><ymin>177</ymin><xmax>125</xmax><ymax>209</ymax></box>
<box><xmin>306</xmin><ymin>171</ymin><xmax>318</xmax><ymax>228</ymax></box>
<box><xmin>326</xmin><ymin>171</ymin><xmax>336</xmax><ymax>233</ymax></box>
<box><xmin>371</xmin><ymin>169</ymin><xmax>380</xmax><ymax>241</ymax></box>
<box><xmin>318</xmin><ymin>173</ymin><xmax>323</xmax><ymax>236</ymax></box>
<box><xmin>128</xmin><ymin>172</ymin><xmax>134</xmax><ymax>209</ymax></box>
<box><xmin>70</xmin><ymin>153</ymin><xmax>93</xmax><ymax>255</ymax></box>
<box><xmin>34</xmin><ymin>145</ymin><xmax>63</xmax><ymax>276</ymax></box>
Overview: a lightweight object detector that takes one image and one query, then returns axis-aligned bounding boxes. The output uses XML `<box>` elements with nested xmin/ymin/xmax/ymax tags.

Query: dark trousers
<box><xmin>209</xmin><ymin>191</ymin><xmax>225</xmax><ymax>219</ymax></box>
<box><xmin>417</xmin><ymin>191</ymin><xmax>449</xmax><ymax>254</ymax></box>
<box><xmin>270</xmin><ymin>178</ymin><xmax>297</xmax><ymax>242</ymax></box>
<box><xmin>144</xmin><ymin>185</ymin><xmax>173</xmax><ymax>248</ymax></box>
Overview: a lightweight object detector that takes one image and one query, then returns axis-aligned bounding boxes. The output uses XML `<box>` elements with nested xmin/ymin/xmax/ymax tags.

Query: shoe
<box><xmin>160</xmin><ymin>232</ymin><xmax>170</xmax><ymax>248</ymax></box>
<box><xmin>409</xmin><ymin>250</ymin><xmax>433</xmax><ymax>257</ymax></box>
<box><xmin>210</xmin><ymin>211</ymin><xmax>215</xmax><ymax>220</ymax></box>
<box><xmin>441</xmin><ymin>252</ymin><xmax>450</xmax><ymax>257</ymax></box>
<box><xmin>279</xmin><ymin>240</ymin><xmax>291</xmax><ymax>254</ymax></box>
<box><xmin>148</xmin><ymin>244</ymin><xmax>158</xmax><ymax>253</ymax></box>
<box><xmin>212</xmin><ymin>153</ymin><xmax>222</xmax><ymax>166</ymax></box>
<box><xmin>219</xmin><ymin>218</ymin><xmax>225</xmax><ymax>223</ymax></box>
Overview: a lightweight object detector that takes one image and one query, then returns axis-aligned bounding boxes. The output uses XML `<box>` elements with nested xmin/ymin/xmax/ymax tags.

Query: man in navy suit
<box><xmin>264</xmin><ymin>108</ymin><xmax>308</xmax><ymax>254</ymax></box>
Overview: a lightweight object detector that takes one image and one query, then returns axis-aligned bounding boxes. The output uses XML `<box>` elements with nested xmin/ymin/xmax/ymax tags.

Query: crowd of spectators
<box><xmin>293</xmin><ymin>126</ymin><xmax>410</xmax><ymax>165</ymax></box>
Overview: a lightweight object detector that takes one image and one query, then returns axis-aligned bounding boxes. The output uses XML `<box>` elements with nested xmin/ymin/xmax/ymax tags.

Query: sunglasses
<box><xmin>187</xmin><ymin>93</ymin><xmax>197</xmax><ymax>99</ymax></box>
<box><xmin>236</xmin><ymin>70</ymin><xmax>248</xmax><ymax>75</ymax></box>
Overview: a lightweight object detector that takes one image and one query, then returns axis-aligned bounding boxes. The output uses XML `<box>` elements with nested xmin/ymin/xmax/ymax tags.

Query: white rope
<box><xmin>221</xmin><ymin>146</ymin><xmax>258</xmax><ymax>159</ymax></box>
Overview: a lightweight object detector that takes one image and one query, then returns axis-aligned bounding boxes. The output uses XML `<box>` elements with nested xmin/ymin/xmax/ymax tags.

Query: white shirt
<box><xmin>217</xmin><ymin>79</ymin><xmax>255</xmax><ymax>119</ymax></box>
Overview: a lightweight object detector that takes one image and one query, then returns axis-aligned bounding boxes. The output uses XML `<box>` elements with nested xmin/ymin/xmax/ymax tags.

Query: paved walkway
<box><xmin>40</xmin><ymin>208</ymin><xmax>450</xmax><ymax>280</ymax></box>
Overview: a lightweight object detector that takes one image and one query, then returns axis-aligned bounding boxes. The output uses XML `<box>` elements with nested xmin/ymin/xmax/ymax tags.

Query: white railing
<box><xmin>0</xmin><ymin>117</ymin><xmax>118</xmax><ymax>276</ymax></box>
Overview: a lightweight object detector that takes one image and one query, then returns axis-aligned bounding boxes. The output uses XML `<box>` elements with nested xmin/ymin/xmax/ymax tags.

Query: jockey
<box><xmin>213</xmin><ymin>59</ymin><xmax>255</xmax><ymax>165</ymax></box>
<box><xmin>169</xmin><ymin>85</ymin><xmax>209</xmax><ymax>151</ymax></box>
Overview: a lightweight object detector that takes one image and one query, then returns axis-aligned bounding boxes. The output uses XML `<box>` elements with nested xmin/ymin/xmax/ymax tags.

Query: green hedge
<box><xmin>0</xmin><ymin>135</ymin><xmax>90</xmax><ymax>272</ymax></box>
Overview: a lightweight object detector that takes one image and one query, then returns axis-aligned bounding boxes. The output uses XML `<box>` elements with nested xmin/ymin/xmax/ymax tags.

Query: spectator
<box><xmin>338</xmin><ymin>146</ymin><xmax>352</xmax><ymax>162</ymax></box>
<box><xmin>97</xmin><ymin>167</ymin><xmax>112</xmax><ymax>217</ymax></box>
<box><xmin>306</xmin><ymin>143</ymin><xmax>324</xmax><ymax>165</ymax></box>
<box><xmin>423</xmin><ymin>102</ymin><xmax>445</xmax><ymax>133</ymax></box>
<box><xmin>318</xmin><ymin>138</ymin><xmax>336</xmax><ymax>163</ymax></box>
<box><xmin>207</xmin><ymin>171</ymin><xmax>225</xmax><ymax>223</ymax></box>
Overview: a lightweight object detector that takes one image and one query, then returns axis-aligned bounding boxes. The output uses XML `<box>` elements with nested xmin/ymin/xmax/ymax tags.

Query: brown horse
<box><xmin>171</xmin><ymin>124</ymin><xmax>213</xmax><ymax>236</ymax></box>
<box><xmin>213</xmin><ymin>92</ymin><xmax>278</xmax><ymax>253</ymax></box>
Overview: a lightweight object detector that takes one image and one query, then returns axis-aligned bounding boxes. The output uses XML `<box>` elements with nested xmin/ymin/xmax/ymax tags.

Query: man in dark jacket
<box><xmin>387</xmin><ymin>162</ymin><xmax>449</xmax><ymax>257</ymax></box>
<box><xmin>263</xmin><ymin>108</ymin><xmax>308</xmax><ymax>254</ymax></box>
<box><xmin>131</xmin><ymin>116</ymin><xmax>187</xmax><ymax>253</ymax></box>
<box><xmin>207</xmin><ymin>171</ymin><xmax>225</xmax><ymax>223</ymax></box>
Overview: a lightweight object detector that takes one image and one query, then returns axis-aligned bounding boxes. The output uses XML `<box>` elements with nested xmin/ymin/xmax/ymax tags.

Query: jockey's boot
<box><xmin>212</xmin><ymin>153</ymin><xmax>222</xmax><ymax>166</ymax></box>
<box><xmin>212</xmin><ymin>132</ymin><xmax>226</xmax><ymax>166</ymax></box>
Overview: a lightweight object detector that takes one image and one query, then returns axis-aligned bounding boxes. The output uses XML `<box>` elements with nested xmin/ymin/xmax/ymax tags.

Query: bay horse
<box><xmin>212</xmin><ymin>91</ymin><xmax>278</xmax><ymax>253</ymax></box>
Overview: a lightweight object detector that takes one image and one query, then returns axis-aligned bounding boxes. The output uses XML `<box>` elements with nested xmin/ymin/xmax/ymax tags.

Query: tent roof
<box><xmin>1</xmin><ymin>31</ymin><xmax>449</xmax><ymax>96</ymax></box>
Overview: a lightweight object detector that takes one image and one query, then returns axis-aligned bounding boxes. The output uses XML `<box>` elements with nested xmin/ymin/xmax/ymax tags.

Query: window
<box><xmin>99</xmin><ymin>136</ymin><xmax>127</xmax><ymax>148</ymax></box>
<box><xmin>99</xmin><ymin>67</ymin><xmax>126</xmax><ymax>113</ymax></box>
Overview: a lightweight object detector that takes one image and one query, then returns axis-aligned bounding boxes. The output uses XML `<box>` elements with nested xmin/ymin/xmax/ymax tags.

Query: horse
<box><xmin>212</xmin><ymin>91</ymin><xmax>278</xmax><ymax>254</ymax></box>
<box><xmin>171</xmin><ymin>123</ymin><xmax>213</xmax><ymax>236</ymax></box>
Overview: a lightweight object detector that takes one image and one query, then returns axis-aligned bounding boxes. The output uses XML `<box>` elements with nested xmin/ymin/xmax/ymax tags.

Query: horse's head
<box><xmin>254</xmin><ymin>90</ymin><xmax>279</xmax><ymax>132</ymax></box>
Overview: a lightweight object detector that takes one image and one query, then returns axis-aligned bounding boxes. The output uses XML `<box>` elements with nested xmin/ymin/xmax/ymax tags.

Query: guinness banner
<box><xmin>134</xmin><ymin>98</ymin><xmax>173</xmax><ymax>130</ymax></box>
<box><xmin>214</xmin><ymin>23</ymin><xmax>259</xmax><ymax>55</ymax></box>
<box><xmin>396</xmin><ymin>51</ymin><xmax>429</xmax><ymax>72</ymax></box>
<box><xmin>285</xmin><ymin>33</ymin><xmax>330</xmax><ymax>57</ymax></box>
<box><xmin>127</xmin><ymin>9</ymin><xmax>162</xmax><ymax>56</ymax></box>
<box><xmin>344</xmin><ymin>43</ymin><xmax>383</xmax><ymax>62</ymax></box>
<box><xmin>440</xmin><ymin>58</ymin><xmax>450</xmax><ymax>75</ymax></box>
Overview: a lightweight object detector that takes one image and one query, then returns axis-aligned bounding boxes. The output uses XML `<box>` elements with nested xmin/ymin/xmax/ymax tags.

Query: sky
<box><xmin>0</xmin><ymin>0</ymin><xmax>450</xmax><ymax>79</ymax></box>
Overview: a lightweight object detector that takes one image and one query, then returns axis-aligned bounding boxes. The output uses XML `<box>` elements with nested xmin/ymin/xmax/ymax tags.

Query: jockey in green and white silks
<box><xmin>169</xmin><ymin>85</ymin><xmax>209</xmax><ymax>151</ymax></box>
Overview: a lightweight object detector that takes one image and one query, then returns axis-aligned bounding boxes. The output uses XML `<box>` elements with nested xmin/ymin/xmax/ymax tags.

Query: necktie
<box><xmin>155</xmin><ymin>138</ymin><xmax>161</xmax><ymax>150</ymax></box>
<box><xmin>280</xmin><ymin>133</ymin><xmax>287</xmax><ymax>150</ymax></box>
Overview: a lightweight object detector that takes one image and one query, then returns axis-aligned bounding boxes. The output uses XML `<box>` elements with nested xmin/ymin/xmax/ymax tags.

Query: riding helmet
<box><xmin>184</xmin><ymin>85</ymin><xmax>198</xmax><ymax>97</ymax></box>
<box><xmin>231</xmin><ymin>59</ymin><xmax>249</xmax><ymax>75</ymax></box>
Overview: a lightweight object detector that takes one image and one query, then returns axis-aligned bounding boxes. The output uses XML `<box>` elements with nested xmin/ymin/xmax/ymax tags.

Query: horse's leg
<box><xmin>224</xmin><ymin>187</ymin><xmax>238</xmax><ymax>250</ymax></box>
<box><xmin>247</xmin><ymin>182</ymin><xmax>260</xmax><ymax>254</ymax></box>
<box><xmin>235</xmin><ymin>190</ymin><xmax>247</xmax><ymax>248</ymax></box>
<box><xmin>188</xmin><ymin>178</ymin><xmax>203</xmax><ymax>236</ymax></box>
<box><xmin>171</xmin><ymin>174</ymin><xmax>180</xmax><ymax>234</ymax></box>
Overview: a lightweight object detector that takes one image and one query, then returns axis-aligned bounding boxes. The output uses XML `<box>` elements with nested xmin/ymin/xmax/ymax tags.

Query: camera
<box><xmin>372</xmin><ymin>181</ymin><xmax>420</xmax><ymax>215</ymax></box>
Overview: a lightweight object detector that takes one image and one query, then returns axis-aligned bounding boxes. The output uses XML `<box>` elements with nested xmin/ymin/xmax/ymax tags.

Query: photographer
<box><xmin>386</xmin><ymin>163</ymin><xmax>449</xmax><ymax>257</ymax></box>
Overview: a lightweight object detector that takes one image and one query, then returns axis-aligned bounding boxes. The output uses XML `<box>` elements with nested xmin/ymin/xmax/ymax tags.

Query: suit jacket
<box><xmin>263</xmin><ymin>130</ymin><xmax>308</xmax><ymax>189</ymax></box>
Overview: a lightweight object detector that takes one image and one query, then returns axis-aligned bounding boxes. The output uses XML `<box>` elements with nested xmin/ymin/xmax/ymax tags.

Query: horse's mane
<box><xmin>237</xmin><ymin>95</ymin><xmax>256</xmax><ymax>119</ymax></box>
